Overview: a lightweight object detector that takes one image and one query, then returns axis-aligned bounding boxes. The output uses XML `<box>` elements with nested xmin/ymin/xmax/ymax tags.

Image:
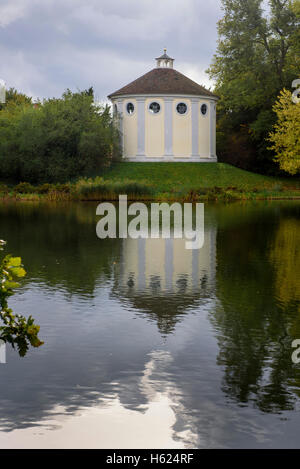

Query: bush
<box><xmin>55</xmin><ymin>183</ymin><xmax>71</xmax><ymax>193</ymax></box>
<box><xmin>0</xmin><ymin>184</ymin><xmax>9</xmax><ymax>194</ymax></box>
<box><xmin>76</xmin><ymin>178</ymin><xmax>154</xmax><ymax>200</ymax></box>
<box><xmin>46</xmin><ymin>190</ymin><xmax>71</xmax><ymax>201</ymax></box>
<box><xmin>0</xmin><ymin>88</ymin><xmax>121</xmax><ymax>183</ymax></box>
<box><xmin>183</xmin><ymin>185</ymin><xmax>245</xmax><ymax>201</ymax></box>
<box><xmin>37</xmin><ymin>183</ymin><xmax>54</xmax><ymax>194</ymax></box>
<box><xmin>13</xmin><ymin>182</ymin><xmax>36</xmax><ymax>193</ymax></box>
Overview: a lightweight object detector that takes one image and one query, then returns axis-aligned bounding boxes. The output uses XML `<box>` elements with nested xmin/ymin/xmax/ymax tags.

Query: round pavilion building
<box><xmin>108</xmin><ymin>49</ymin><xmax>218</xmax><ymax>162</ymax></box>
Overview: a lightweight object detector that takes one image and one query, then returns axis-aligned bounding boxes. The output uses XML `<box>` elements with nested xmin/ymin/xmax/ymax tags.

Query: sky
<box><xmin>0</xmin><ymin>0</ymin><xmax>223</xmax><ymax>103</ymax></box>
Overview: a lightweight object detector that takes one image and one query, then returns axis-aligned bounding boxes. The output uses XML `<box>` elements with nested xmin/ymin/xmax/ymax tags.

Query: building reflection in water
<box><xmin>113</xmin><ymin>228</ymin><xmax>216</xmax><ymax>334</ymax></box>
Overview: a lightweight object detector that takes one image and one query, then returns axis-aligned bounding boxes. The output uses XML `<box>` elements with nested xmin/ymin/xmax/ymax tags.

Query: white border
<box><xmin>148</xmin><ymin>100</ymin><xmax>162</xmax><ymax>115</ymax></box>
<box><xmin>175</xmin><ymin>100</ymin><xmax>189</xmax><ymax>116</ymax></box>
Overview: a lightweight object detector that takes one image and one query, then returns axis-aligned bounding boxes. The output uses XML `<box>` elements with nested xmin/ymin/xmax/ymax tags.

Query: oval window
<box><xmin>176</xmin><ymin>102</ymin><xmax>187</xmax><ymax>114</ymax></box>
<box><xmin>126</xmin><ymin>102</ymin><xmax>134</xmax><ymax>115</ymax></box>
<box><xmin>149</xmin><ymin>102</ymin><xmax>160</xmax><ymax>114</ymax></box>
<box><xmin>201</xmin><ymin>104</ymin><xmax>207</xmax><ymax>115</ymax></box>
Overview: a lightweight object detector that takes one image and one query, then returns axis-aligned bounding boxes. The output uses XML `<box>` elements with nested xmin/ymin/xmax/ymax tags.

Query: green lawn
<box><xmin>102</xmin><ymin>162</ymin><xmax>299</xmax><ymax>197</ymax></box>
<box><xmin>1</xmin><ymin>162</ymin><xmax>299</xmax><ymax>201</ymax></box>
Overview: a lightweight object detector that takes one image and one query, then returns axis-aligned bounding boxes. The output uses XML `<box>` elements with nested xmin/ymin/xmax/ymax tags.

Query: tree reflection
<box><xmin>0</xmin><ymin>202</ymin><xmax>122</xmax><ymax>296</ymax></box>
<box><xmin>213</xmin><ymin>205</ymin><xmax>300</xmax><ymax>412</ymax></box>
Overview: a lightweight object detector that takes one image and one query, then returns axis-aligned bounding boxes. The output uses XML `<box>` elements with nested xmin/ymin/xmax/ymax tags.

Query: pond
<box><xmin>0</xmin><ymin>200</ymin><xmax>299</xmax><ymax>449</ymax></box>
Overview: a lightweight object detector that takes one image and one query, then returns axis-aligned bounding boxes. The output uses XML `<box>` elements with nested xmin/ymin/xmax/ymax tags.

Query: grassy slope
<box><xmin>1</xmin><ymin>162</ymin><xmax>299</xmax><ymax>201</ymax></box>
<box><xmin>103</xmin><ymin>162</ymin><xmax>299</xmax><ymax>196</ymax></box>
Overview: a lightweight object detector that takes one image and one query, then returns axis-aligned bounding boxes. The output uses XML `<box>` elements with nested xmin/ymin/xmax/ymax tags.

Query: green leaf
<box><xmin>12</xmin><ymin>267</ymin><xmax>26</xmax><ymax>278</ymax></box>
<box><xmin>8</xmin><ymin>257</ymin><xmax>21</xmax><ymax>267</ymax></box>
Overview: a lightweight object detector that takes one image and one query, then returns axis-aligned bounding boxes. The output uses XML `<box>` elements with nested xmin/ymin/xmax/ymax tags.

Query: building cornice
<box><xmin>108</xmin><ymin>93</ymin><xmax>219</xmax><ymax>102</ymax></box>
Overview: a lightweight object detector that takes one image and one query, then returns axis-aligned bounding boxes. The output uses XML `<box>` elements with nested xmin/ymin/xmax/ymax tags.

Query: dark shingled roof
<box><xmin>108</xmin><ymin>68</ymin><xmax>218</xmax><ymax>99</ymax></box>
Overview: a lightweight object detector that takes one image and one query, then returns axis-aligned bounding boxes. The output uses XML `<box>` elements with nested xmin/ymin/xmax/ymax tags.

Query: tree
<box><xmin>0</xmin><ymin>88</ymin><xmax>121</xmax><ymax>183</ymax></box>
<box><xmin>207</xmin><ymin>0</ymin><xmax>300</xmax><ymax>172</ymax></box>
<box><xmin>0</xmin><ymin>87</ymin><xmax>32</xmax><ymax>111</ymax></box>
<box><xmin>0</xmin><ymin>240</ymin><xmax>43</xmax><ymax>357</ymax></box>
<box><xmin>268</xmin><ymin>88</ymin><xmax>300</xmax><ymax>174</ymax></box>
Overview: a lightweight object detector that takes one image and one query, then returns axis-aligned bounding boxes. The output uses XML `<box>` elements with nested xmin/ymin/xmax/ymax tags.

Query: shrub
<box><xmin>55</xmin><ymin>183</ymin><xmax>71</xmax><ymax>193</ymax></box>
<box><xmin>0</xmin><ymin>88</ymin><xmax>121</xmax><ymax>183</ymax></box>
<box><xmin>0</xmin><ymin>184</ymin><xmax>9</xmax><ymax>194</ymax></box>
<box><xmin>37</xmin><ymin>183</ymin><xmax>54</xmax><ymax>194</ymax></box>
<box><xmin>76</xmin><ymin>179</ymin><xmax>154</xmax><ymax>200</ymax></box>
<box><xmin>46</xmin><ymin>190</ymin><xmax>71</xmax><ymax>201</ymax></box>
<box><xmin>13</xmin><ymin>182</ymin><xmax>36</xmax><ymax>193</ymax></box>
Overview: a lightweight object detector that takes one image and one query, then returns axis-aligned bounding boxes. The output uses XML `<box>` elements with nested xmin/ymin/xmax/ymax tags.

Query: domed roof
<box><xmin>108</xmin><ymin>67</ymin><xmax>218</xmax><ymax>99</ymax></box>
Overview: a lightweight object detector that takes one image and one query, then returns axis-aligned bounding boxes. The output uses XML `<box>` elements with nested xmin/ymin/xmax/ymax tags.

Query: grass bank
<box><xmin>0</xmin><ymin>163</ymin><xmax>299</xmax><ymax>202</ymax></box>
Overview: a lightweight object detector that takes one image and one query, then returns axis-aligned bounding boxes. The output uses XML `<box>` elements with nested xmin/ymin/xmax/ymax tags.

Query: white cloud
<box><xmin>0</xmin><ymin>0</ymin><xmax>34</xmax><ymax>27</ymax></box>
<box><xmin>0</xmin><ymin>0</ymin><xmax>222</xmax><ymax>99</ymax></box>
<box><xmin>180</xmin><ymin>63</ymin><xmax>216</xmax><ymax>91</ymax></box>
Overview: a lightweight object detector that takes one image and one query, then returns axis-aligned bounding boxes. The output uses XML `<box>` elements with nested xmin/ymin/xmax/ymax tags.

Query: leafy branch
<box><xmin>0</xmin><ymin>240</ymin><xmax>43</xmax><ymax>357</ymax></box>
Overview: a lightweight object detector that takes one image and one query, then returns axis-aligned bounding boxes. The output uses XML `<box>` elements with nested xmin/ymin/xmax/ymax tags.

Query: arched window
<box><xmin>201</xmin><ymin>104</ymin><xmax>207</xmax><ymax>116</ymax></box>
<box><xmin>126</xmin><ymin>102</ymin><xmax>135</xmax><ymax>115</ymax></box>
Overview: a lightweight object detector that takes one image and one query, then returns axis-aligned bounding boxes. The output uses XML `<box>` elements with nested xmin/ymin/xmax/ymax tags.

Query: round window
<box><xmin>201</xmin><ymin>104</ymin><xmax>207</xmax><ymax>115</ymax></box>
<box><xmin>176</xmin><ymin>102</ymin><xmax>187</xmax><ymax>114</ymax></box>
<box><xmin>126</xmin><ymin>102</ymin><xmax>134</xmax><ymax>115</ymax></box>
<box><xmin>149</xmin><ymin>102</ymin><xmax>160</xmax><ymax>114</ymax></box>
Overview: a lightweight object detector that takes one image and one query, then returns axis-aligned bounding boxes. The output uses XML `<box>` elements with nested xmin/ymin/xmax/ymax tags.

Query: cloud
<box><xmin>0</xmin><ymin>0</ymin><xmax>222</xmax><ymax>100</ymax></box>
<box><xmin>0</xmin><ymin>0</ymin><xmax>30</xmax><ymax>27</ymax></box>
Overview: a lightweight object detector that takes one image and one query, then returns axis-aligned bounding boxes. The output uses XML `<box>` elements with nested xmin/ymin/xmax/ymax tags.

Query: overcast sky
<box><xmin>0</xmin><ymin>0</ymin><xmax>222</xmax><ymax>102</ymax></box>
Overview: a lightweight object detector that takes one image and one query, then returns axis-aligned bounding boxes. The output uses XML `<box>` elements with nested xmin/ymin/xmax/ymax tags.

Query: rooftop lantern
<box><xmin>155</xmin><ymin>48</ymin><xmax>174</xmax><ymax>69</ymax></box>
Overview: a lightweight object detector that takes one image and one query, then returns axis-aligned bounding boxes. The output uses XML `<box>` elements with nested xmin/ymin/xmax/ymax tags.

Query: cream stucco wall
<box><xmin>112</xmin><ymin>95</ymin><xmax>217</xmax><ymax>161</ymax></box>
<box><xmin>145</xmin><ymin>98</ymin><xmax>164</xmax><ymax>157</ymax></box>
<box><xmin>122</xmin><ymin>99</ymin><xmax>138</xmax><ymax>158</ymax></box>
<box><xmin>199</xmin><ymin>100</ymin><xmax>210</xmax><ymax>157</ymax></box>
<box><xmin>172</xmin><ymin>98</ymin><xmax>192</xmax><ymax>157</ymax></box>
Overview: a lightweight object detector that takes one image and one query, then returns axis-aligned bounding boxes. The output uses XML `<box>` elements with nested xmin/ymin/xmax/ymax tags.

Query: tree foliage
<box><xmin>0</xmin><ymin>87</ymin><xmax>32</xmax><ymax>111</ymax></box>
<box><xmin>268</xmin><ymin>88</ymin><xmax>300</xmax><ymax>174</ymax></box>
<box><xmin>207</xmin><ymin>0</ymin><xmax>300</xmax><ymax>172</ymax></box>
<box><xmin>0</xmin><ymin>240</ymin><xmax>43</xmax><ymax>357</ymax></box>
<box><xmin>0</xmin><ymin>88</ymin><xmax>121</xmax><ymax>183</ymax></box>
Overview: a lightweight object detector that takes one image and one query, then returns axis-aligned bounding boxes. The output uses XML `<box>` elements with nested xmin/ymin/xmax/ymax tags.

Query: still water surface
<box><xmin>0</xmin><ymin>201</ymin><xmax>299</xmax><ymax>448</ymax></box>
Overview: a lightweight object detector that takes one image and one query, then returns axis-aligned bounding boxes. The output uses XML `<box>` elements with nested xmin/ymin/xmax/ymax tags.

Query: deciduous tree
<box><xmin>268</xmin><ymin>88</ymin><xmax>300</xmax><ymax>174</ymax></box>
<box><xmin>207</xmin><ymin>0</ymin><xmax>299</xmax><ymax>172</ymax></box>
